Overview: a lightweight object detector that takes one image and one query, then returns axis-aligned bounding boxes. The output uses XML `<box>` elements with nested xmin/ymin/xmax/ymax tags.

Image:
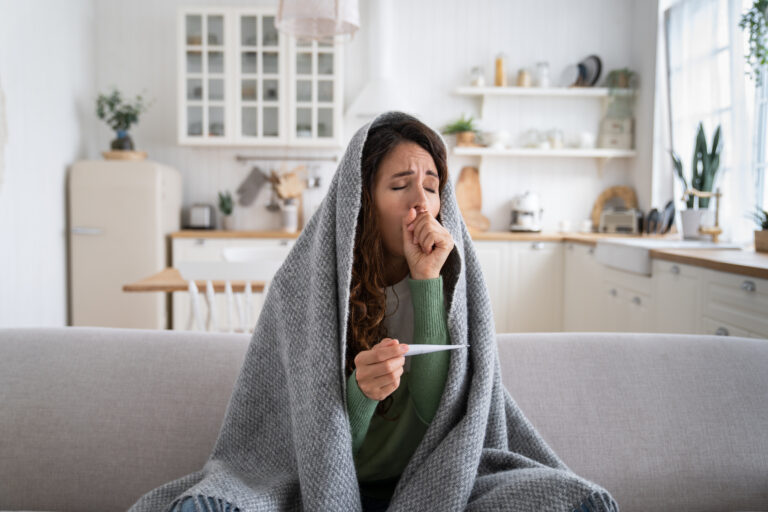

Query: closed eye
<box><xmin>391</xmin><ymin>186</ymin><xmax>437</xmax><ymax>193</ymax></box>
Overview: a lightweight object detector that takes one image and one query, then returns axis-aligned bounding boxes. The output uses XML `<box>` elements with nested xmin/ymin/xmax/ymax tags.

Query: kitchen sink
<box><xmin>594</xmin><ymin>237</ymin><xmax>744</xmax><ymax>275</ymax></box>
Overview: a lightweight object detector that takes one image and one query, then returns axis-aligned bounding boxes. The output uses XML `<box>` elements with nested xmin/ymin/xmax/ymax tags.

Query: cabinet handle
<box><xmin>671</xmin><ymin>265</ymin><xmax>680</xmax><ymax>274</ymax></box>
<box><xmin>632</xmin><ymin>296</ymin><xmax>642</xmax><ymax>305</ymax></box>
<box><xmin>715</xmin><ymin>326</ymin><xmax>729</xmax><ymax>336</ymax></box>
<box><xmin>609</xmin><ymin>288</ymin><xmax>617</xmax><ymax>297</ymax></box>
<box><xmin>194</xmin><ymin>238</ymin><xmax>206</xmax><ymax>246</ymax></box>
<box><xmin>588</xmin><ymin>247</ymin><xmax>595</xmax><ymax>255</ymax></box>
<box><xmin>741</xmin><ymin>280</ymin><xmax>756</xmax><ymax>292</ymax></box>
<box><xmin>531</xmin><ymin>242</ymin><xmax>543</xmax><ymax>250</ymax></box>
<box><xmin>279</xmin><ymin>239</ymin><xmax>289</xmax><ymax>246</ymax></box>
<box><xmin>71</xmin><ymin>227</ymin><xmax>103</xmax><ymax>235</ymax></box>
<box><xmin>567</xmin><ymin>244</ymin><xmax>574</xmax><ymax>250</ymax></box>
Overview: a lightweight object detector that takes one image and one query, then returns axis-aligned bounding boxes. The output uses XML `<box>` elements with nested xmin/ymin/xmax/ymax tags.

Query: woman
<box><xmin>129</xmin><ymin>112</ymin><xmax>619</xmax><ymax>512</ymax></box>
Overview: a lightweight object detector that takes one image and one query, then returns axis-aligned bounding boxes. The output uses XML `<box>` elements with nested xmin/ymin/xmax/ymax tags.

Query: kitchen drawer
<box><xmin>701</xmin><ymin>315</ymin><xmax>753</xmax><ymax>338</ymax></box>
<box><xmin>600</xmin><ymin>263</ymin><xmax>653</xmax><ymax>296</ymax></box>
<box><xmin>173</xmin><ymin>237</ymin><xmax>295</xmax><ymax>263</ymax></box>
<box><xmin>701</xmin><ymin>269</ymin><xmax>768</xmax><ymax>337</ymax></box>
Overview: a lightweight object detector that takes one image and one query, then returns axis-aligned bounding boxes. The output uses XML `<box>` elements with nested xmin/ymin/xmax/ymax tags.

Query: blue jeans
<box><xmin>172</xmin><ymin>495</ymin><xmax>241</xmax><ymax>512</ymax></box>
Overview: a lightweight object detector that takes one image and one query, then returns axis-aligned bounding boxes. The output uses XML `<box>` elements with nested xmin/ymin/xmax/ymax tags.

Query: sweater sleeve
<box><xmin>406</xmin><ymin>275</ymin><xmax>451</xmax><ymax>424</ymax></box>
<box><xmin>346</xmin><ymin>368</ymin><xmax>379</xmax><ymax>455</ymax></box>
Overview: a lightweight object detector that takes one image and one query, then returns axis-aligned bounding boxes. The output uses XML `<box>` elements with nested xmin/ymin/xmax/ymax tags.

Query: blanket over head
<box><xmin>128</xmin><ymin>111</ymin><xmax>619</xmax><ymax>512</ymax></box>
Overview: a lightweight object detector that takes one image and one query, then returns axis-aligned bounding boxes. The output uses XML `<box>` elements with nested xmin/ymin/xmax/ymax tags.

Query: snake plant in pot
<box><xmin>669</xmin><ymin>122</ymin><xmax>722</xmax><ymax>239</ymax></box>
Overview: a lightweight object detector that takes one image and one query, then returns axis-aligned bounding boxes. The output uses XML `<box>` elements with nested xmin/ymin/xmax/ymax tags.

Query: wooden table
<box><xmin>123</xmin><ymin>267</ymin><xmax>266</xmax><ymax>293</ymax></box>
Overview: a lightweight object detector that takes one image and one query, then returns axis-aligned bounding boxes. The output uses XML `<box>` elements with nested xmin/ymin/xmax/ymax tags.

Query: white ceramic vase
<box><xmin>680</xmin><ymin>209</ymin><xmax>713</xmax><ymax>240</ymax></box>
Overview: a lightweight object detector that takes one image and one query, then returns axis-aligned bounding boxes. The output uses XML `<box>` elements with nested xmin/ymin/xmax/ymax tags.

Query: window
<box><xmin>664</xmin><ymin>0</ymin><xmax>758</xmax><ymax>243</ymax></box>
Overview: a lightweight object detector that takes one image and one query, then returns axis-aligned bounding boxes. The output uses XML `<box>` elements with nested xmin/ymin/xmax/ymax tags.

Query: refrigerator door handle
<box><xmin>71</xmin><ymin>227</ymin><xmax>104</xmax><ymax>235</ymax></box>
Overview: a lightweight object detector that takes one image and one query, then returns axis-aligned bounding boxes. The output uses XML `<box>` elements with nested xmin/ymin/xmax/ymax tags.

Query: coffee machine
<box><xmin>510</xmin><ymin>191</ymin><xmax>543</xmax><ymax>232</ymax></box>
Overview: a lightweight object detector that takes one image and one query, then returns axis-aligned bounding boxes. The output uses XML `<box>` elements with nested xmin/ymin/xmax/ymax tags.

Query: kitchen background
<box><xmin>0</xmin><ymin>0</ymin><xmax>762</xmax><ymax>328</ymax></box>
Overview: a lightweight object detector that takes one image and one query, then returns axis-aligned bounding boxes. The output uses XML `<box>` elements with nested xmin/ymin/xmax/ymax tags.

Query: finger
<box><xmin>373</xmin><ymin>365</ymin><xmax>404</xmax><ymax>386</ymax></box>
<box><xmin>374</xmin><ymin>343</ymin><xmax>409</xmax><ymax>363</ymax></box>
<box><xmin>415</xmin><ymin>217</ymin><xmax>437</xmax><ymax>250</ymax></box>
<box><xmin>402</xmin><ymin>210</ymin><xmax>419</xmax><ymax>246</ymax></box>
<box><xmin>370</xmin><ymin>356</ymin><xmax>406</xmax><ymax>378</ymax></box>
<box><xmin>407</xmin><ymin>208</ymin><xmax>429</xmax><ymax>231</ymax></box>
<box><xmin>422</xmin><ymin>232</ymin><xmax>437</xmax><ymax>254</ymax></box>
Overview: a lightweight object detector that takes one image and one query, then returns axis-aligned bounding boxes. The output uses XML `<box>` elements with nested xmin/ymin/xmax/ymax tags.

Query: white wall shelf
<box><xmin>452</xmin><ymin>147</ymin><xmax>636</xmax><ymax>177</ymax></box>
<box><xmin>454</xmin><ymin>86</ymin><xmax>634</xmax><ymax>98</ymax></box>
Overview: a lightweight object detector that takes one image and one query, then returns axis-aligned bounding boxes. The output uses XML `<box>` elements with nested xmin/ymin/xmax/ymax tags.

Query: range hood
<box><xmin>345</xmin><ymin>0</ymin><xmax>411</xmax><ymax>119</ymax></box>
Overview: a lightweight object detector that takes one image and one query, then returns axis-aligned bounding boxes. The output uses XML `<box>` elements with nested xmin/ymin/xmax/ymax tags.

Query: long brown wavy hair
<box><xmin>346</xmin><ymin>115</ymin><xmax>448</xmax><ymax>417</ymax></box>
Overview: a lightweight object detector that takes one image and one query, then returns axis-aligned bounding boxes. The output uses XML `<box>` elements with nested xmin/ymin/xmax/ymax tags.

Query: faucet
<box><xmin>681</xmin><ymin>187</ymin><xmax>722</xmax><ymax>243</ymax></box>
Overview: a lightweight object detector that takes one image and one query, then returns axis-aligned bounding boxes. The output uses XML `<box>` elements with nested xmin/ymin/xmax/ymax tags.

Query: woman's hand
<box><xmin>354</xmin><ymin>338</ymin><xmax>410</xmax><ymax>400</ymax></box>
<box><xmin>402</xmin><ymin>206</ymin><xmax>454</xmax><ymax>280</ymax></box>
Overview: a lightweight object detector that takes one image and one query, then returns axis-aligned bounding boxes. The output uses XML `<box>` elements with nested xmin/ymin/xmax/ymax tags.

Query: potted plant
<box><xmin>748</xmin><ymin>205</ymin><xmax>768</xmax><ymax>252</ymax></box>
<box><xmin>670</xmin><ymin>122</ymin><xmax>722</xmax><ymax>239</ymax></box>
<box><xmin>218</xmin><ymin>190</ymin><xmax>234</xmax><ymax>230</ymax></box>
<box><xmin>603</xmin><ymin>68</ymin><xmax>638</xmax><ymax>89</ymax></box>
<box><xmin>739</xmin><ymin>0</ymin><xmax>768</xmax><ymax>86</ymax></box>
<box><xmin>96</xmin><ymin>87</ymin><xmax>152</xmax><ymax>159</ymax></box>
<box><xmin>441</xmin><ymin>114</ymin><xmax>479</xmax><ymax>147</ymax></box>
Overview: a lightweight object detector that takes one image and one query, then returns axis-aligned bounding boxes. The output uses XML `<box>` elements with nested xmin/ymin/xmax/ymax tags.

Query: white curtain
<box><xmin>664</xmin><ymin>0</ymin><xmax>757</xmax><ymax>243</ymax></box>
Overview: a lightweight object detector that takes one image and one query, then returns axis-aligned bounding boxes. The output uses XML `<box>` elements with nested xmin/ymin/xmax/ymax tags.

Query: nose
<box><xmin>411</xmin><ymin>186</ymin><xmax>428</xmax><ymax>212</ymax></box>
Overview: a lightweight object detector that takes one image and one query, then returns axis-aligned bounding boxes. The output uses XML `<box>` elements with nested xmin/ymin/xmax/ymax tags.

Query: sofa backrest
<box><xmin>496</xmin><ymin>331</ymin><xmax>768</xmax><ymax>512</ymax></box>
<box><xmin>1</xmin><ymin>327</ymin><xmax>766</xmax><ymax>512</ymax></box>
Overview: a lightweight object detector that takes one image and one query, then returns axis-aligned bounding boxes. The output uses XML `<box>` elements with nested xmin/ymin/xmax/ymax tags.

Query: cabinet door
<box><xmin>599</xmin><ymin>280</ymin><xmax>625</xmax><ymax>332</ymax></box>
<box><xmin>701</xmin><ymin>315</ymin><xmax>752</xmax><ymax>337</ymax></box>
<box><xmin>472</xmin><ymin>241</ymin><xmax>508</xmax><ymax>333</ymax></box>
<box><xmin>652</xmin><ymin>260</ymin><xmax>700</xmax><ymax>334</ymax></box>
<box><xmin>507</xmin><ymin>241</ymin><xmax>563</xmax><ymax>332</ymax></box>
<box><xmin>234</xmin><ymin>8</ymin><xmax>287</xmax><ymax>144</ymax></box>
<box><xmin>701</xmin><ymin>269</ymin><xmax>768</xmax><ymax>338</ymax></box>
<box><xmin>178</xmin><ymin>8</ymin><xmax>233</xmax><ymax>144</ymax></box>
<box><xmin>624</xmin><ymin>289</ymin><xmax>653</xmax><ymax>333</ymax></box>
<box><xmin>563</xmin><ymin>243</ymin><xmax>603</xmax><ymax>331</ymax></box>
<box><xmin>287</xmin><ymin>37</ymin><xmax>344</xmax><ymax>147</ymax></box>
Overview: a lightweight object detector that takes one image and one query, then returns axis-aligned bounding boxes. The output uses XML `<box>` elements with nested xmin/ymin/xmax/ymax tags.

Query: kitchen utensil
<box><xmin>576</xmin><ymin>55</ymin><xmax>602</xmax><ymax>86</ymax></box>
<box><xmin>645</xmin><ymin>208</ymin><xmax>659</xmax><ymax>234</ymax></box>
<box><xmin>560</xmin><ymin>64</ymin><xmax>580</xmax><ymax>87</ymax></box>
<box><xmin>236</xmin><ymin>166</ymin><xmax>268</xmax><ymax>206</ymax></box>
<box><xmin>659</xmin><ymin>200</ymin><xmax>676</xmax><ymax>234</ymax></box>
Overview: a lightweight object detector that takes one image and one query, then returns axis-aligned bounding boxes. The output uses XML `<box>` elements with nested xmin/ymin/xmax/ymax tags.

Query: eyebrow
<box><xmin>389</xmin><ymin>170</ymin><xmax>439</xmax><ymax>179</ymax></box>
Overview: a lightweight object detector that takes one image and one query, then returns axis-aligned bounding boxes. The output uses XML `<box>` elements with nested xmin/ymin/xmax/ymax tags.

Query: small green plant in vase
<box><xmin>441</xmin><ymin>114</ymin><xmax>479</xmax><ymax>147</ymax></box>
<box><xmin>747</xmin><ymin>205</ymin><xmax>768</xmax><ymax>252</ymax></box>
<box><xmin>218</xmin><ymin>190</ymin><xmax>235</xmax><ymax>230</ymax></box>
<box><xmin>96</xmin><ymin>87</ymin><xmax>152</xmax><ymax>156</ymax></box>
<box><xmin>669</xmin><ymin>122</ymin><xmax>722</xmax><ymax>239</ymax></box>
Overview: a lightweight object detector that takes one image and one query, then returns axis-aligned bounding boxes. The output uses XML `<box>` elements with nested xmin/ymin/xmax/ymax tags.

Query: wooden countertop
<box><xmin>169</xmin><ymin>229</ymin><xmax>768</xmax><ymax>279</ymax></box>
<box><xmin>123</xmin><ymin>267</ymin><xmax>266</xmax><ymax>293</ymax></box>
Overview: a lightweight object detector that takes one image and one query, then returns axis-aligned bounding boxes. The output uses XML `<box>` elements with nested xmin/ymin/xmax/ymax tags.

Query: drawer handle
<box><xmin>741</xmin><ymin>280</ymin><xmax>756</xmax><ymax>292</ymax></box>
<box><xmin>588</xmin><ymin>247</ymin><xmax>595</xmax><ymax>255</ymax></box>
<box><xmin>279</xmin><ymin>240</ymin><xmax>289</xmax><ymax>246</ymax></box>
<box><xmin>567</xmin><ymin>244</ymin><xmax>574</xmax><ymax>250</ymax></box>
<box><xmin>531</xmin><ymin>242</ymin><xmax>543</xmax><ymax>250</ymax></box>
<box><xmin>715</xmin><ymin>326</ymin><xmax>729</xmax><ymax>336</ymax></box>
<box><xmin>632</xmin><ymin>296</ymin><xmax>642</xmax><ymax>305</ymax></box>
<box><xmin>609</xmin><ymin>288</ymin><xmax>617</xmax><ymax>297</ymax></box>
<box><xmin>671</xmin><ymin>265</ymin><xmax>680</xmax><ymax>274</ymax></box>
<box><xmin>194</xmin><ymin>238</ymin><xmax>206</xmax><ymax>246</ymax></box>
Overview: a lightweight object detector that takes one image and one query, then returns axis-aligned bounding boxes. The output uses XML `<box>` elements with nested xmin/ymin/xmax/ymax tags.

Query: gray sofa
<box><xmin>1</xmin><ymin>327</ymin><xmax>766</xmax><ymax>512</ymax></box>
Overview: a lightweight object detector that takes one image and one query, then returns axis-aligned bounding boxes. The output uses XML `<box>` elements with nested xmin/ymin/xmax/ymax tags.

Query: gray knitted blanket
<box><xmin>128</xmin><ymin>111</ymin><xmax>619</xmax><ymax>512</ymax></box>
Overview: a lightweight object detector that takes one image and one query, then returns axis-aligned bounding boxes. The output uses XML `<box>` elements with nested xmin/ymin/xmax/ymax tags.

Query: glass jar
<box><xmin>535</xmin><ymin>61</ymin><xmax>550</xmax><ymax>88</ymax></box>
<box><xmin>494</xmin><ymin>53</ymin><xmax>507</xmax><ymax>86</ymax></box>
<box><xmin>470</xmin><ymin>66</ymin><xmax>485</xmax><ymax>86</ymax></box>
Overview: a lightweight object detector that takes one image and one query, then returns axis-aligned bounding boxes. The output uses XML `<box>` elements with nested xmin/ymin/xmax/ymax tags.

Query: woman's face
<box><xmin>373</xmin><ymin>141</ymin><xmax>441</xmax><ymax>260</ymax></box>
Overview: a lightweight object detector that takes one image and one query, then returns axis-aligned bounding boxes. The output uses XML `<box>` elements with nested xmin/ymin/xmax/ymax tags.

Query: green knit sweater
<box><xmin>346</xmin><ymin>275</ymin><xmax>451</xmax><ymax>500</ymax></box>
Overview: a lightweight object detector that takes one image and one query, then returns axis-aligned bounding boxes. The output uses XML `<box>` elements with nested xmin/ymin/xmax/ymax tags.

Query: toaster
<box><xmin>599</xmin><ymin>208</ymin><xmax>639</xmax><ymax>234</ymax></box>
<box><xmin>188</xmin><ymin>203</ymin><xmax>216</xmax><ymax>229</ymax></box>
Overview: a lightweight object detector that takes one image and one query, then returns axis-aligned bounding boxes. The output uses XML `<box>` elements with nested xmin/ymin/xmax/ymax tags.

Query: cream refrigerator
<box><xmin>69</xmin><ymin>160</ymin><xmax>182</xmax><ymax>329</ymax></box>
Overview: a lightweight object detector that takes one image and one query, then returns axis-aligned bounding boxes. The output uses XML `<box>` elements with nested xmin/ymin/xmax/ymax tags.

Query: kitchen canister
<box><xmin>495</xmin><ymin>53</ymin><xmax>508</xmax><ymax>86</ymax></box>
<box><xmin>516</xmin><ymin>68</ymin><xmax>532</xmax><ymax>87</ymax></box>
<box><xmin>281</xmin><ymin>198</ymin><xmax>299</xmax><ymax>232</ymax></box>
<box><xmin>534</xmin><ymin>61</ymin><xmax>550</xmax><ymax>87</ymax></box>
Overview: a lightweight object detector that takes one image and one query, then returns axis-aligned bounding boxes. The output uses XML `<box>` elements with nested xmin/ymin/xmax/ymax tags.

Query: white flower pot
<box><xmin>680</xmin><ymin>209</ymin><xmax>714</xmax><ymax>240</ymax></box>
<box><xmin>222</xmin><ymin>215</ymin><xmax>235</xmax><ymax>230</ymax></box>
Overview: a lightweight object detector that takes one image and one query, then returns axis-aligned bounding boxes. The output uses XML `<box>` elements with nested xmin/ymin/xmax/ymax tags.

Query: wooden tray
<box><xmin>102</xmin><ymin>150</ymin><xmax>148</xmax><ymax>160</ymax></box>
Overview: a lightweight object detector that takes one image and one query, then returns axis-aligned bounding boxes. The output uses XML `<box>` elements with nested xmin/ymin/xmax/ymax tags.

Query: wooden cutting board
<box><xmin>455</xmin><ymin>166</ymin><xmax>490</xmax><ymax>231</ymax></box>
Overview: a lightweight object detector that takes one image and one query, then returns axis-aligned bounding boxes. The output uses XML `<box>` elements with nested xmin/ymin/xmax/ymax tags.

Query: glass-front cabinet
<box><xmin>178</xmin><ymin>6</ymin><xmax>343</xmax><ymax>147</ymax></box>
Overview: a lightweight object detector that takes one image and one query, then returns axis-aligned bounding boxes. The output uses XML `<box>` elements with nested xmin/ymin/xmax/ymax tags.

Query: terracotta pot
<box><xmin>755</xmin><ymin>230</ymin><xmax>768</xmax><ymax>253</ymax></box>
<box><xmin>456</xmin><ymin>131</ymin><xmax>476</xmax><ymax>146</ymax></box>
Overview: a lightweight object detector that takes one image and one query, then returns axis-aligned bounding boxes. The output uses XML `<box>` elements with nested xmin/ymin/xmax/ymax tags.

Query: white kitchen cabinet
<box><xmin>652</xmin><ymin>260</ymin><xmax>702</xmax><ymax>334</ymax></box>
<box><xmin>473</xmin><ymin>240</ymin><xmax>563</xmax><ymax>333</ymax></box>
<box><xmin>177</xmin><ymin>6</ymin><xmax>343</xmax><ymax>147</ymax></box>
<box><xmin>507</xmin><ymin>241</ymin><xmax>563</xmax><ymax>332</ymax></box>
<box><xmin>171</xmin><ymin>237</ymin><xmax>295</xmax><ymax>331</ymax></box>
<box><xmin>700</xmin><ymin>268</ymin><xmax>768</xmax><ymax>339</ymax></box>
<box><xmin>472</xmin><ymin>241</ymin><xmax>508</xmax><ymax>333</ymax></box>
<box><xmin>563</xmin><ymin>242</ymin><xmax>604</xmax><ymax>331</ymax></box>
<box><xmin>597</xmin><ymin>264</ymin><xmax>654</xmax><ymax>333</ymax></box>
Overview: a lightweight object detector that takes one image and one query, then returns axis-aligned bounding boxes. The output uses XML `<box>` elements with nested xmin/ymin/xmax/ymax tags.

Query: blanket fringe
<box><xmin>569</xmin><ymin>489</ymin><xmax>619</xmax><ymax>512</ymax></box>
